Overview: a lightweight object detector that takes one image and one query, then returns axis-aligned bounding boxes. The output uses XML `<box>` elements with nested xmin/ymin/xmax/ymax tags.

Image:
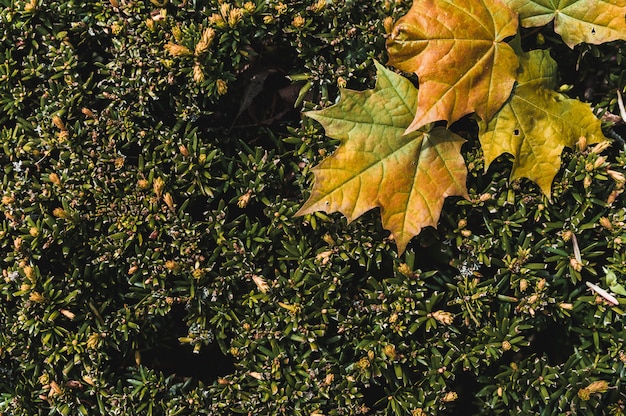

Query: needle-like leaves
<box><xmin>296</xmin><ymin>62</ymin><xmax>468</xmax><ymax>253</ymax></box>
<box><xmin>386</xmin><ymin>0</ymin><xmax>519</xmax><ymax>132</ymax></box>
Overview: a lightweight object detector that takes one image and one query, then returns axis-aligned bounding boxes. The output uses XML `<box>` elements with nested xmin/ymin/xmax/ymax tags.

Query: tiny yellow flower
<box><xmin>164</xmin><ymin>260</ymin><xmax>179</xmax><ymax>272</ymax></box>
<box><xmin>577</xmin><ymin>387</ymin><xmax>591</xmax><ymax>401</ymax></box>
<box><xmin>1</xmin><ymin>195</ymin><xmax>14</xmax><ymax>205</ymax></box>
<box><xmin>501</xmin><ymin>340</ymin><xmax>511</xmax><ymax>351</ymax></box>
<box><xmin>263</xmin><ymin>15</ymin><xmax>274</xmax><ymax>24</ymax></box>
<box><xmin>397</xmin><ymin>263</ymin><xmax>413</xmax><ymax>278</ymax></box>
<box><xmin>29</xmin><ymin>227</ymin><xmax>39</xmax><ymax>237</ymax></box>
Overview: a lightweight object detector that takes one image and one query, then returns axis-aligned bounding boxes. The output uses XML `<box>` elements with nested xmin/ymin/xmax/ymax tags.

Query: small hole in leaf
<box><xmin>591</xmin><ymin>27</ymin><xmax>596</xmax><ymax>35</ymax></box>
<box><xmin>513</xmin><ymin>129</ymin><xmax>520</xmax><ymax>136</ymax></box>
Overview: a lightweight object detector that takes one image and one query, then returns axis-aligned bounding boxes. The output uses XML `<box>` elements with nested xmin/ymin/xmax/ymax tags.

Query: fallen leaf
<box><xmin>478</xmin><ymin>50</ymin><xmax>607</xmax><ymax>196</ymax></box>
<box><xmin>296</xmin><ymin>62</ymin><xmax>468</xmax><ymax>253</ymax></box>
<box><xmin>386</xmin><ymin>0</ymin><xmax>519</xmax><ymax>131</ymax></box>
<box><xmin>503</xmin><ymin>0</ymin><xmax>626</xmax><ymax>48</ymax></box>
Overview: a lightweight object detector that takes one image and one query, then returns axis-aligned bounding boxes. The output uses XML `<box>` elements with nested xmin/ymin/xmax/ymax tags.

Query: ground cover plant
<box><xmin>1</xmin><ymin>0</ymin><xmax>626</xmax><ymax>415</ymax></box>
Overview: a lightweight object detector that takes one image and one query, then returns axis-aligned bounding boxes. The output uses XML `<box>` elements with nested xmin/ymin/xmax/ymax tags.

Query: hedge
<box><xmin>1</xmin><ymin>0</ymin><xmax>625</xmax><ymax>415</ymax></box>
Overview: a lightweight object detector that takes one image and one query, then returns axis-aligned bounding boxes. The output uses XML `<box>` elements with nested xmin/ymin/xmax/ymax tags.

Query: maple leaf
<box><xmin>503</xmin><ymin>0</ymin><xmax>626</xmax><ymax>48</ymax></box>
<box><xmin>478</xmin><ymin>49</ymin><xmax>607</xmax><ymax>196</ymax></box>
<box><xmin>296</xmin><ymin>62</ymin><xmax>468</xmax><ymax>253</ymax></box>
<box><xmin>386</xmin><ymin>0</ymin><xmax>519</xmax><ymax>132</ymax></box>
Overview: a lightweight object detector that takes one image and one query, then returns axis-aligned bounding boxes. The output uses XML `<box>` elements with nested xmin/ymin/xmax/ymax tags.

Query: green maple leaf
<box><xmin>503</xmin><ymin>0</ymin><xmax>626</xmax><ymax>48</ymax></box>
<box><xmin>296</xmin><ymin>62</ymin><xmax>468</xmax><ymax>253</ymax></box>
<box><xmin>386</xmin><ymin>0</ymin><xmax>519</xmax><ymax>132</ymax></box>
<box><xmin>478</xmin><ymin>50</ymin><xmax>607</xmax><ymax>196</ymax></box>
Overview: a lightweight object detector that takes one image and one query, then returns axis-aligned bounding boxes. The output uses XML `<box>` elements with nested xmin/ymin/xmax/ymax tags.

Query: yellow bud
<box><xmin>163</xmin><ymin>192</ymin><xmax>175</xmax><ymax>211</ymax></box>
<box><xmin>501</xmin><ymin>340</ymin><xmax>511</xmax><ymax>351</ymax></box>
<box><xmin>49</xmin><ymin>173</ymin><xmax>61</xmax><ymax>187</ymax></box>
<box><xmin>179</xmin><ymin>145</ymin><xmax>189</xmax><ymax>157</ymax></box>
<box><xmin>251</xmin><ymin>274</ymin><xmax>269</xmax><ymax>293</ymax></box>
<box><xmin>153</xmin><ymin>177</ymin><xmax>165</xmax><ymax>199</ymax></box>
<box><xmin>599</xmin><ymin>217</ymin><xmax>613</xmax><ymax>231</ymax></box>
<box><xmin>383</xmin><ymin>344</ymin><xmax>396</xmax><ymax>360</ymax></box>
<box><xmin>228</xmin><ymin>8</ymin><xmax>243</xmax><ymax>26</ymax></box>
<box><xmin>519</xmin><ymin>278</ymin><xmax>528</xmax><ymax>292</ymax></box>
<box><xmin>29</xmin><ymin>291</ymin><xmax>45</xmax><ymax>303</ymax></box>
<box><xmin>48</xmin><ymin>381</ymin><xmax>62</xmax><ymax>397</ymax></box>
<box><xmin>583</xmin><ymin>175</ymin><xmax>592</xmax><ymax>189</ymax></box>
<box><xmin>292</xmin><ymin>14</ymin><xmax>305</xmax><ymax>28</ymax></box>
<box><xmin>164</xmin><ymin>42</ymin><xmax>192</xmax><ymax>57</ymax></box>
<box><xmin>569</xmin><ymin>257</ymin><xmax>583</xmax><ymax>272</ymax></box>
<box><xmin>442</xmin><ymin>391</ymin><xmax>458</xmax><ymax>402</ymax></box>
<box><xmin>164</xmin><ymin>260</ymin><xmax>179</xmax><ymax>272</ymax></box>
<box><xmin>171</xmin><ymin>25</ymin><xmax>183</xmax><ymax>42</ymax></box>
<box><xmin>209</xmin><ymin>13</ymin><xmax>225</xmax><ymax>27</ymax></box>
<box><xmin>590</xmin><ymin>140</ymin><xmax>610</xmax><ymax>154</ymax></box>
<box><xmin>216</xmin><ymin>79</ymin><xmax>228</xmax><ymax>95</ymax></box>
<box><xmin>53</xmin><ymin>207</ymin><xmax>71</xmax><ymax>219</ymax></box>
<box><xmin>559</xmin><ymin>302</ymin><xmax>573</xmax><ymax>310</ymax></box>
<box><xmin>577</xmin><ymin>388</ymin><xmax>590</xmax><ymax>401</ymax></box>
<box><xmin>60</xmin><ymin>309</ymin><xmax>76</xmax><ymax>320</ymax></box>
<box><xmin>52</xmin><ymin>115</ymin><xmax>67</xmax><ymax>131</ymax></box>
<box><xmin>593</xmin><ymin>156</ymin><xmax>606</xmax><ymax>169</ymax></box>
<box><xmin>243</xmin><ymin>2</ymin><xmax>255</xmax><ymax>12</ymax></box>
<box><xmin>87</xmin><ymin>333</ymin><xmax>101</xmax><ymax>349</ymax></box>
<box><xmin>586</xmin><ymin>380</ymin><xmax>609</xmax><ymax>393</ymax></box>
<box><xmin>29</xmin><ymin>227</ymin><xmax>39</xmax><ymax>237</ymax></box>
<box><xmin>23</xmin><ymin>265</ymin><xmax>35</xmax><ymax>282</ymax></box>
<box><xmin>237</xmin><ymin>190</ymin><xmax>252</xmax><ymax>208</ymax></box>
<box><xmin>397</xmin><ymin>262</ymin><xmax>413</xmax><ymax>278</ymax></box>
<box><xmin>383</xmin><ymin>16</ymin><xmax>394</xmax><ymax>34</ymax></box>
<box><xmin>1</xmin><ymin>195</ymin><xmax>14</xmax><ymax>205</ymax></box>
<box><xmin>430</xmin><ymin>310</ymin><xmax>454</xmax><ymax>325</ymax></box>
<box><xmin>607</xmin><ymin>169</ymin><xmax>625</xmax><ymax>185</ymax></box>
<box><xmin>576</xmin><ymin>136</ymin><xmax>587</xmax><ymax>151</ymax></box>
<box><xmin>137</xmin><ymin>179</ymin><xmax>149</xmax><ymax>189</ymax></box>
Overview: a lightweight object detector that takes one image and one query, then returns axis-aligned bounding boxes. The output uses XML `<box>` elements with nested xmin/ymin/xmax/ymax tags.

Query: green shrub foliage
<box><xmin>1</xmin><ymin>0</ymin><xmax>625</xmax><ymax>415</ymax></box>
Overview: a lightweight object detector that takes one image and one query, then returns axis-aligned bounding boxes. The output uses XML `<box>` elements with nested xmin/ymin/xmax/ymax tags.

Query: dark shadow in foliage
<box><xmin>141</xmin><ymin>304</ymin><xmax>235</xmax><ymax>383</ymax></box>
